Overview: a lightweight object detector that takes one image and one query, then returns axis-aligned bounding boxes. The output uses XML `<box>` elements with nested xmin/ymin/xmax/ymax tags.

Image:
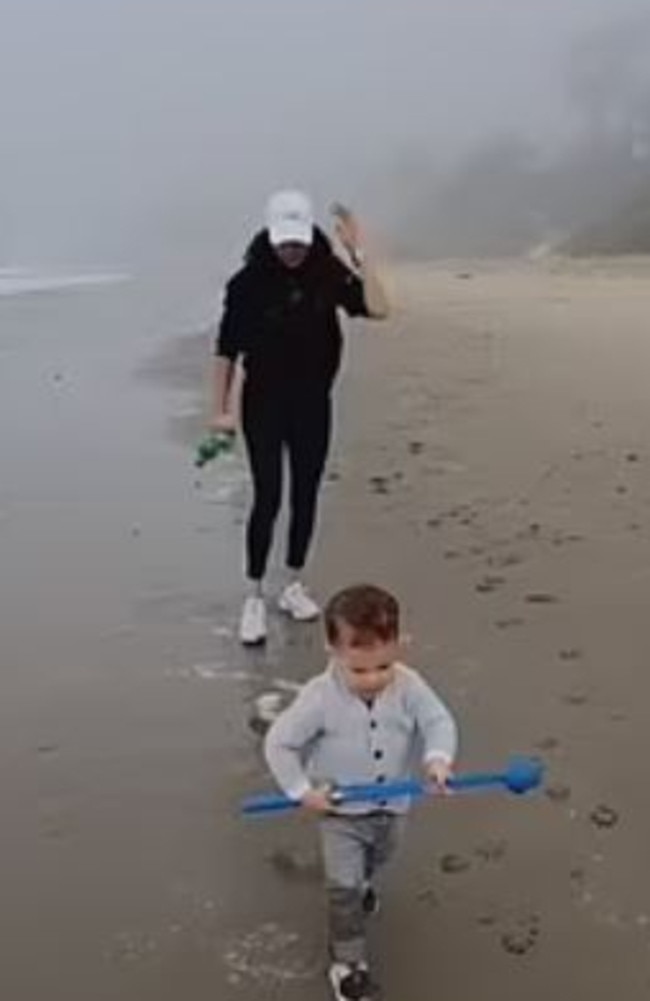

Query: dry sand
<box><xmin>2</xmin><ymin>258</ymin><xmax>650</xmax><ymax>999</ymax></box>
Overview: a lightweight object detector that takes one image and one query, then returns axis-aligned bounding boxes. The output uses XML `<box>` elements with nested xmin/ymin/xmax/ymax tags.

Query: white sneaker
<box><xmin>278</xmin><ymin>581</ymin><xmax>320</xmax><ymax>622</ymax></box>
<box><xmin>239</xmin><ymin>595</ymin><xmax>267</xmax><ymax>646</ymax></box>
<box><xmin>328</xmin><ymin>963</ymin><xmax>372</xmax><ymax>1001</ymax></box>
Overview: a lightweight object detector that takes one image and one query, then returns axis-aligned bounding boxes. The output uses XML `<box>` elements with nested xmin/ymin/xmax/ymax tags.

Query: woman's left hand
<box><xmin>331</xmin><ymin>203</ymin><xmax>363</xmax><ymax>260</ymax></box>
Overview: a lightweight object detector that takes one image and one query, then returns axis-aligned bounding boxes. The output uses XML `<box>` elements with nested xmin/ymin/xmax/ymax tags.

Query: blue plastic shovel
<box><xmin>241</xmin><ymin>756</ymin><xmax>544</xmax><ymax>816</ymax></box>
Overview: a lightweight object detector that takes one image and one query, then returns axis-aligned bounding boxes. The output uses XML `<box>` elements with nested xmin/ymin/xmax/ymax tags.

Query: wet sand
<box><xmin>3</xmin><ymin>258</ymin><xmax>650</xmax><ymax>998</ymax></box>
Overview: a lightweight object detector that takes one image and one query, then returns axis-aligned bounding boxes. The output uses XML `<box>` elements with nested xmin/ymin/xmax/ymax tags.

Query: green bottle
<box><xmin>194</xmin><ymin>431</ymin><xmax>235</xmax><ymax>469</ymax></box>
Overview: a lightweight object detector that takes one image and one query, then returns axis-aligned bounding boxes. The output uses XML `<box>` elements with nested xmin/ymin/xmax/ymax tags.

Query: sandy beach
<box><xmin>3</xmin><ymin>258</ymin><xmax>650</xmax><ymax>999</ymax></box>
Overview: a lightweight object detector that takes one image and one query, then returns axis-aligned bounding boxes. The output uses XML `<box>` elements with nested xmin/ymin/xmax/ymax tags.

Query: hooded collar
<box><xmin>244</xmin><ymin>226</ymin><xmax>334</xmax><ymax>277</ymax></box>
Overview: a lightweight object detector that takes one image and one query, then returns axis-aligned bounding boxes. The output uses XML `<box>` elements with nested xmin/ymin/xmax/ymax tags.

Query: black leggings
<box><xmin>242</xmin><ymin>390</ymin><xmax>332</xmax><ymax>581</ymax></box>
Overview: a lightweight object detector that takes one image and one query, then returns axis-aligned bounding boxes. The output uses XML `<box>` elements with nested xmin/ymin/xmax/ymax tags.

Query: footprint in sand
<box><xmin>535</xmin><ymin>736</ymin><xmax>560</xmax><ymax>752</ymax></box>
<box><xmin>590</xmin><ymin>805</ymin><xmax>619</xmax><ymax>831</ymax></box>
<box><xmin>494</xmin><ymin>617</ymin><xmax>525</xmax><ymax>630</ymax></box>
<box><xmin>569</xmin><ymin>866</ymin><xmax>586</xmax><ymax>888</ymax></box>
<box><xmin>487</xmin><ymin>553</ymin><xmax>524</xmax><ymax>570</ymax></box>
<box><xmin>500</xmin><ymin>913</ymin><xmax>541</xmax><ymax>956</ymax></box>
<box><xmin>562</xmin><ymin>691</ymin><xmax>589</xmax><ymax>707</ymax></box>
<box><xmin>416</xmin><ymin>888</ymin><xmax>441</xmax><ymax>910</ymax></box>
<box><xmin>513</xmin><ymin>523</ymin><xmax>542</xmax><ymax>542</ymax></box>
<box><xmin>545</xmin><ymin>783</ymin><xmax>572</xmax><ymax>804</ymax></box>
<box><xmin>447</xmin><ymin>505</ymin><xmax>477</xmax><ymax>524</ymax></box>
<box><xmin>39</xmin><ymin>804</ymin><xmax>68</xmax><ymax>840</ymax></box>
<box><xmin>475</xmin><ymin>839</ymin><xmax>508</xmax><ymax>864</ymax></box>
<box><xmin>475</xmin><ymin>575</ymin><xmax>506</xmax><ymax>594</ymax></box>
<box><xmin>369</xmin><ymin>475</ymin><xmax>390</xmax><ymax>496</ymax></box>
<box><xmin>439</xmin><ymin>853</ymin><xmax>472</xmax><ymax>875</ymax></box>
<box><xmin>559</xmin><ymin>648</ymin><xmax>583</xmax><ymax>662</ymax></box>
<box><xmin>267</xmin><ymin>849</ymin><xmax>322</xmax><ymax>884</ymax></box>
<box><xmin>525</xmin><ymin>592</ymin><xmax>559</xmax><ymax>605</ymax></box>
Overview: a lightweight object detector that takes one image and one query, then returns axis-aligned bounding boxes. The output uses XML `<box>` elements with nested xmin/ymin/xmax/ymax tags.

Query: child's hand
<box><xmin>301</xmin><ymin>786</ymin><xmax>334</xmax><ymax>814</ymax></box>
<box><xmin>426</xmin><ymin>758</ymin><xmax>454</xmax><ymax>794</ymax></box>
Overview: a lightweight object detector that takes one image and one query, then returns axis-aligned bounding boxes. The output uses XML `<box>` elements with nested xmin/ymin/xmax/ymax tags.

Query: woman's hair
<box><xmin>325</xmin><ymin>584</ymin><xmax>400</xmax><ymax>646</ymax></box>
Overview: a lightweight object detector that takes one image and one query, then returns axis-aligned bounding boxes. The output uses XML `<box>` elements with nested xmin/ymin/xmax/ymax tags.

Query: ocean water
<box><xmin>0</xmin><ymin>267</ymin><xmax>130</xmax><ymax>297</ymax></box>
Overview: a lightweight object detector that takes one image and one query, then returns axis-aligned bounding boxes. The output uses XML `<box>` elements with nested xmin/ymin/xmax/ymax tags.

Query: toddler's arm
<box><xmin>264</xmin><ymin>682</ymin><xmax>324</xmax><ymax>800</ymax></box>
<box><xmin>407</xmin><ymin>671</ymin><xmax>458</xmax><ymax>768</ymax></box>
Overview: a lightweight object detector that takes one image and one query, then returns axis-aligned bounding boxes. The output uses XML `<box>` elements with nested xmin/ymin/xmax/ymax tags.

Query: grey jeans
<box><xmin>319</xmin><ymin>813</ymin><xmax>405</xmax><ymax>965</ymax></box>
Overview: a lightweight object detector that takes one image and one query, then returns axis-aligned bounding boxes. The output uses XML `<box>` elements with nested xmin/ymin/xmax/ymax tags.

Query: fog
<box><xmin>1</xmin><ymin>0</ymin><xmax>649</xmax><ymax>268</ymax></box>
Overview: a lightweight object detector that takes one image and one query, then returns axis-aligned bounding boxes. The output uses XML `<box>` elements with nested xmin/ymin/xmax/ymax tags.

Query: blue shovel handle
<box><xmin>240</xmin><ymin>756</ymin><xmax>543</xmax><ymax>816</ymax></box>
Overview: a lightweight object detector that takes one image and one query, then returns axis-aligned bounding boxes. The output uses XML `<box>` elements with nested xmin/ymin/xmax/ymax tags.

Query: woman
<box><xmin>210</xmin><ymin>190</ymin><xmax>389</xmax><ymax>645</ymax></box>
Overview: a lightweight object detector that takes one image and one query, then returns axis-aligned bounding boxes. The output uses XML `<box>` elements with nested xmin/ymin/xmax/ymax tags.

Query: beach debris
<box><xmin>191</xmin><ymin>662</ymin><xmax>229</xmax><ymax>681</ymax></box>
<box><xmin>249</xmin><ymin>691</ymin><xmax>285</xmax><ymax>736</ymax></box>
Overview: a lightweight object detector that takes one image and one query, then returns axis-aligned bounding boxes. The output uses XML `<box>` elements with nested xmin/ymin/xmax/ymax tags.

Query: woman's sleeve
<box><xmin>214</xmin><ymin>276</ymin><xmax>245</xmax><ymax>360</ymax></box>
<box><xmin>330</xmin><ymin>257</ymin><xmax>370</xmax><ymax>318</ymax></box>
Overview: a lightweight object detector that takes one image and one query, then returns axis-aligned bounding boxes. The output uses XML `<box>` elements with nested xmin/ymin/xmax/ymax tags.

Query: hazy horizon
<box><xmin>2</xmin><ymin>0</ymin><xmax>649</xmax><ymax>267</ymax></box>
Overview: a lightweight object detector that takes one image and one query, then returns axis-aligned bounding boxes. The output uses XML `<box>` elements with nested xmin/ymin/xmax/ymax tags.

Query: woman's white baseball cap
<box><xmin>266</xmin><ymin>190</ymin><xmax>314</xmax><ymax>247</ymax></box>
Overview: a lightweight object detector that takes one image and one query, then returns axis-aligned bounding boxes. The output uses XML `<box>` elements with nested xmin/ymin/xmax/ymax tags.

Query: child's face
<box><xmin>331</xmin><ymin>625</ymin><xmax>400</xmax><ymax>699</ymax></box>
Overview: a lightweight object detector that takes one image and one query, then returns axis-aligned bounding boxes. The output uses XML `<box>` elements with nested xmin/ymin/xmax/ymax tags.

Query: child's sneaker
<box><xmin>239</xmin><ymin>595</ymin><xmax>267</xmax><ymax>646</ymax></box>
<box><xmin>361</xmin><ymin>883</ymin><xmax>380</xmax><ymax>916</ymax></box>
<box><xmin>278</xmin><ymin>581</ymin><xmax>320</xmax><ymax>622</ymax></box>
<box><xmin>328</xmin><ymin>963</ymin><xmax>373</xmax><ymax>1000</ymax></box>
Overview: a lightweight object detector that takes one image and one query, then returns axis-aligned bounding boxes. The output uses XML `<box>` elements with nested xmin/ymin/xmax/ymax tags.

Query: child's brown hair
<box><xmin>325</xmin><ymin>584</ymin><xmax>400</xmax><ymax>647</ymax></box>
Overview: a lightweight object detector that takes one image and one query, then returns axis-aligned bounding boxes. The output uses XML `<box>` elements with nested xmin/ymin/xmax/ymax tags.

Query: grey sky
<box><xmin>1</xmin><ymin>0</ymin><xmax>648</xmax><ymax>263</ymax></box>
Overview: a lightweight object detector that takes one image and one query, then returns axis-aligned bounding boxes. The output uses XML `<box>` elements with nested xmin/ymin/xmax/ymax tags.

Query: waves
<box><xmin>0</xmin><ymin>268</ymin><xmax>131</xmax><ymax>298</ymax></box>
